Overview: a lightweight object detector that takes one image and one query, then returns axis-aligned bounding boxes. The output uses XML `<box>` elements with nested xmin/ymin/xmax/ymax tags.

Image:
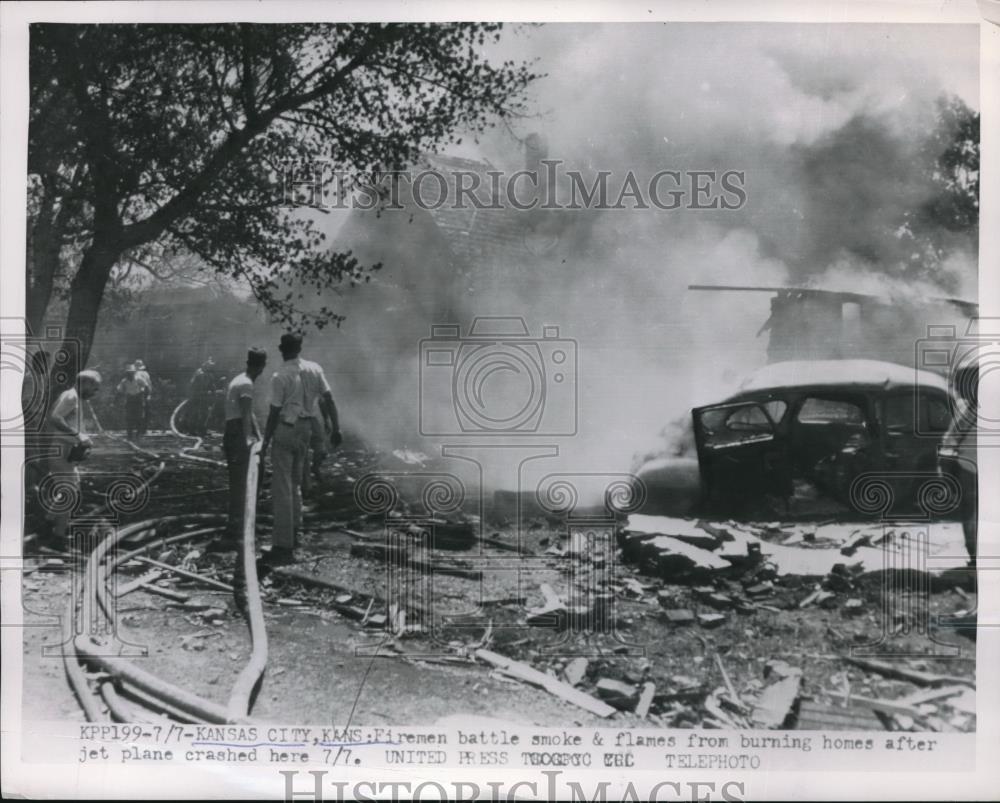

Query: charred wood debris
<box><xmin>28</xmin><ymin>438</ymin><xmax>977</xmax><ymax>731</ymax></box>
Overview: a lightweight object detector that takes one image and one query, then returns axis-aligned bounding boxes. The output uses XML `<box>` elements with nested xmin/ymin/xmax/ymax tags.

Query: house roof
<box><xmin>734</xmin><ymin>359</ymin><xmax>951</xmax><ymax>396</ymax></box>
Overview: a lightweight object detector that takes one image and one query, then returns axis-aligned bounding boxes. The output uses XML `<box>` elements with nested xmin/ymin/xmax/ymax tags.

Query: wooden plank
<box><xmin>900</xmin><ymin>685</ymin><xmax>969</xmax><ymax>707</ymax></box>
<box><xmin>131</xmin><ymin>555</ymin><xmax>232</xmax><ymax>592</ymax></box>
<box><xmin>823</xmin><ymin>691</ymin><xmax>923</xmax><ymax>720</ymax></box>
<box><xmin>635</xmin><ymin>682</ymin><xmax>656</xmax><ymax>719</ymax></box>
<box><xmin>650</xmin><ymin>536</ymin><xmax>730</xmax><ymax>574</ymax></box>
<box><xmin>751</xmin><ymin>672</ymin><xmax>802</xmax><ymax>728</ymax></box>
<box><xmin>845</xmin><ymin>657</ymin><xmax>974</xmax><ymax>689</ymax></box>
<box><xmin>796</xmin><ymin>700</ymin><xmax>884</xmax><ymax>731</ymax></box>
<box><xmin>140</xmin><ymin>583</ymin><xmax>190</xmax><ymax>603</ymax></box>
<box><xmin>715</xmin><ymin>654</ymin><xmax>743</xmax><ymax>710</ymax></box>
<box><xmin>114</xmin><ymin>569</ymin><xmax>162</xmax><ymax>598</ymax></box>
<box><xmin>474</xmin><ymin>649</ymin><xmax>616</xmax><ymax>718</ymax></box>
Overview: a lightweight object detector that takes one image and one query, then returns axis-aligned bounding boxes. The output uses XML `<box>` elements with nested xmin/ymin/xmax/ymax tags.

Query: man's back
<box><xmin>270</xmin><ymin>357</ymin><xmax>331</xmax><ymax>422</ymax></box>
<box><xmin>225</xmin><ymin>372</ymin><xmax>255</xmax><ymax>421</ymax></box>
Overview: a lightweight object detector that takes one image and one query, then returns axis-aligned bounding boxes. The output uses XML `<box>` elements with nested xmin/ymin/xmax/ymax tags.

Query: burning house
<box><xmin>689</xmin><ymin>284</ymin><xmax>978</xmax><ymax>373</ymax></box>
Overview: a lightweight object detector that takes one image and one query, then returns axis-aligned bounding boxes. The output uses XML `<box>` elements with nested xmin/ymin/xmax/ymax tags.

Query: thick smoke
<box><xmin>158</xmin><ymin>23</ymin><xmax>979</xmax><ymax>496</ymax></box>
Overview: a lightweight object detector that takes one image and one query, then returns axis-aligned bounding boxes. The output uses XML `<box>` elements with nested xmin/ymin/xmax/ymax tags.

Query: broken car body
<box><xmin>636</xmin><ymin>359</ymin><xmax>956</xmax><ymax>518</ymax></box>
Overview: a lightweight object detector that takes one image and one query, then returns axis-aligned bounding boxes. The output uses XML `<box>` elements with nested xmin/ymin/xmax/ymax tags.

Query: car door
<box><xmin>879</xmin><ymin>389</ymin><xmax>952</xmax><ymax>472</ymax></box>
<box><xmin>788</xmin><ymin>392</ymin><xmax>874</xmax><ymax>500</ymax></box>
<box><xmin>692</xmin><ymin>400</ymin><xmax>789</xmax><ymax>511</ymax></box>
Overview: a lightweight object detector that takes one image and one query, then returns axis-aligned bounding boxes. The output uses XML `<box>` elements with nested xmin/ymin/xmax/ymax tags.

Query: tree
<box><xmin>27</xmin><ymin>23</ymin><xmax>538</xmax><ymax>387</ymax></box>
<box><xmin>900</xmin><ymin>94</ymin><xmax>980</xmax><ymax>289</ymax></box>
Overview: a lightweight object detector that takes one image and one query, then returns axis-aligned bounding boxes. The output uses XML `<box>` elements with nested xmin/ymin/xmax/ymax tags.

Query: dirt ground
<box><xmin>21</xmin><ymin>434</ymin><xmax>977</xmax><ymax>732</ymax></box>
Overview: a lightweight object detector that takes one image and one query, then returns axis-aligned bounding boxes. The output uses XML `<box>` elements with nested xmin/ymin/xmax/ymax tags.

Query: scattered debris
<box><xmin>563</xmin><ymin>657</ymin><xmax>589</xmax><ymax>687</ymax></box>
<box><xmin>844</xmin><ymin>657</ymin><xmax>975</xmax><ymax>689</ymax></box>
<box><xmin>744</xmin><ymin>582</ymin><xmax>774</xmax><ymax>599</ymax></box>
<box><xmin>842</xmin><ymin>599</ymin><xmax>865</xmax><ymax>617</ymax></box>
<box><xmin>349</xmin><ymin>541</ymin><xmax>480</xmax><ymax>580</ymax></box>
<box><xmin>635</xmin><ymin>682</ymin><xmax>656</xmax><ymax>718</ymax></box>
<box><xmin>474</xmin><ymin>649</ymin><xmax>616</xmax><ymax>717</ymax></box>
<box><xmin>901</xmin><ymin>686</ymin><xmax>968</xmax><ymax>707</ymax></box>
<box><xmin>132</xmin><ymin>555</ymin><xmax>232</xmax><ymax>592</ymax></box>
<box><xmin>702</xmin><ymin>592</ymin><xmax>736</xmax><ymax>610</ymax></box>
<box><xmin>831</xmin><ymin>693</ymin><xmax>922</xmax><ymax>721</ymax></box>
<box><xmin>715</xmin><ymin>653</ymin><xmax>744</xmax><ymax>710</ymax></box>
<box><xmin>141</xmin><ymin>583</ymin><xmax>190</xmax><ymax>603</ymax></box>
<box><xmin>114</xmin><ymin>569</ymin><xmax>163</xmax><ymax>597</ymax></box>
<box><xmin>948</xmin><ymin>688</ymin><xmax>976</xmax><ymax>715</ymax></box>
<box><xmin>796</xmin><ymin>700</ymin><xmax>883</xmax><ymax>731</ymax></box>
<box><xmin>596</xmin><ymin>678</ymin><xmax>639</xmax><ymax>711</ymax></box>
<box><xmin>839</xmin><ymin>531</ymin><xmax>871</xmax><ymax>556</ymax></box>
<box><xmin>751</xmin><ymin>665</ymin><xmax>802</xmax><ymax>728</ymax></box>
<box><xmin>662</xmin><ymin>609</ymin><xmax>696</xmax><ymax>626</ymax></box>
<box><xmin>698</xmin><ymin>613</ymin><xmax>727</xmax><ymax>629</ymax></box>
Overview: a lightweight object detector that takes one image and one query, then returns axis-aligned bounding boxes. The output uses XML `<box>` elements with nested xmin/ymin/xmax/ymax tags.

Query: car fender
<box><xmin>633</xmin><ymin>456</ymin><xmax>703</xmax><ymax>516</ymax></box>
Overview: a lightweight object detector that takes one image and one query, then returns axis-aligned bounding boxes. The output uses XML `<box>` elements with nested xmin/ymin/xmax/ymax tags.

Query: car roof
<box><xmin>732</xmin><ymin>359</ymin><xmax>951</xmax><ymax>396</ymax></box>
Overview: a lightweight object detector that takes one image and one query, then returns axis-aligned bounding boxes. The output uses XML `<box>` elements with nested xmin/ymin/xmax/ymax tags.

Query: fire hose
<box><xmin>86</xmin><ymin>400</ymin><xmax>160</xmax><ymax>460</ymax></box>
<box><xmin>226</xmin><ymin>439</ymin><xmax>268</xmax><ymax>720</ymax></box>
<box><xmin>88</xmin><ymin>399</ymin><xmax>223</xmax><ymax>467</ymax></box>
<box><xmin>169</xmin><ymin>400</ymin><xmax>225</xmax><ymax>466</ymax></box>
<box><xmin>63</xmin><ymin>446</ymin><xmax>268</xmax><ymax>723</ymax></box>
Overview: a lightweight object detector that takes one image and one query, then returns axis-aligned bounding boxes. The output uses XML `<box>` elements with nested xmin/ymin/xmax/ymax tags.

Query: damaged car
<box><xmin>635</xmin><ymin>359</ymin><xmax>957</xmax><ymax>518</ymax></box>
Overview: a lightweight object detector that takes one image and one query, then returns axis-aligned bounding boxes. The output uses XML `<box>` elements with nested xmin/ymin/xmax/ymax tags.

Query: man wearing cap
<box><xmin>261</xmin><ymin>332</ymin><xmax>342</xmax><ymax>564</ymax></box>
<box><xmin>220</xmin><ymin>348</ymin><xmax>268</xmax><ymax>548</ymax></box>
<box><xmin>43</xmin><ymin>370</ymin><xmax>102</xmax><ymax>544</ymax></box>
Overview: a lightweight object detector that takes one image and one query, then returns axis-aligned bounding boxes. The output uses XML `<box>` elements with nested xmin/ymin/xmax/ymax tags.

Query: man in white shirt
<box><xmin>220</xmin><ymin>347</ymin><xmax>267</xmax><ymax>548</ymax></box>
<box><xmin>116</xmin><ymin>363</ymin><xmax>150</xmax><ymax>441</ymax></box>
<box><xmin>261</xmin><ymin>333</ymin><xmax>341</xmax><ymax>563</ymax></box>
<box><xmin>44</xmin><ymin>369</ymin><xmax>102</xmax><ymax>543</ymax></box>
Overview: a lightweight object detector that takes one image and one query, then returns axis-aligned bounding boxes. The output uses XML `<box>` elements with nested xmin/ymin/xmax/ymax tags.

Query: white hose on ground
<box><xmin>77</xmin><ymin>516</ymin><xmax>245</xmax><ymax>723</ymax></box>
<box><xmin>169</xmin><ymin>400</ymin><xmax>225</xmax><ymax>466</ymax></box>
<box><xmin>71</xmin><ymin>463</ymin><xmax>268</xmax><ymax>723</ymax></box>
<box><xmin>226</xmin><ymin>438</ymin><xmax>268</xmax><ymax>720</ymax></box>
<box><xmin>86</xmin><ymin>400</ymin><xmax>161</xmax><ymax>460</ymax></box>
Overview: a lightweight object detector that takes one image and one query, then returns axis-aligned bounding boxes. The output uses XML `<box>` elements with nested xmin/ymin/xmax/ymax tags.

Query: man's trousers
<box><xmin>223</xmin><ymin>418</ymin><xmax>251</xmax><ymax>538</ymax></box>
<box><xmin>271</xmin><ymin>418</ymin><xmax>311</xmax><ymax>550</ymax></box>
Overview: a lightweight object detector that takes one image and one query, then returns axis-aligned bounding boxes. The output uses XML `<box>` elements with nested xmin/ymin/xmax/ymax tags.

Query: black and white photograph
<box><xmin>1</xmin><ymin>2</ymin><xmax>996</xmax><ymax>800</ymax></box>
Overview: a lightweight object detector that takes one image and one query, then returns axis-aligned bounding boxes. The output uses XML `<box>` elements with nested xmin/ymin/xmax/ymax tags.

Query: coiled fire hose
<box><xmin>169</xmin><ymin>400</ymin><xmax>225</xmax><ymax>466</ymax></box>
<box><xmin>63</xmin><ymin>438</ymin><xmax>268</xmax><ymax>722</ymax></box>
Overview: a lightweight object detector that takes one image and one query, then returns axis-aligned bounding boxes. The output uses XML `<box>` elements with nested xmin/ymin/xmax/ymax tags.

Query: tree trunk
<box><xmin>53</xmin><ymin>239</ymin><xmax>120</xmax><ymax>392</ymax></box>
<box><xmin>26</xmin><ymin>191</ymin><xmax>60</xmax><ymax>335</ymax></box>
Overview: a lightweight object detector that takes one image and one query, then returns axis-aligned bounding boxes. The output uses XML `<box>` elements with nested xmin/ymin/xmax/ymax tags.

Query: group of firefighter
<box><xmin>40</xmin><ymin>332</ymin><xmax>341</xmax><ymax>568</ymax></box>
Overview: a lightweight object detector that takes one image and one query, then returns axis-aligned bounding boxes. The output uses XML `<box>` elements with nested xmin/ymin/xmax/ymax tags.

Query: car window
<box><xmin>698</xmin><ymin>403</ymin><xmax>775</xmax><ymax>448</ymax></box>
<box><xmin>883</xmin><ymin>394</ymin><xmax>914</xmax><ymax>431</ymax></box>
<box><xmin>726</xmin><ymin>405</ymin><xmax>771</xmax><ymax>431</ymax></box>
<box><xmin>797</xmin><ymin>397</ymin><xmax>865</xmax><ymax>424</ymax></box>
<box><xmin>882</xmin><ymin>392</ymin><xmax>951</xmax><ymax>433</ymax></box>
<box><xmin>763</xmin><ymin>400</ymin><xmax>787</xmax><ymax>423</ymax></box>
<box><xmin>921</xmin><ymin>394</ymin><xmax>952</xmax><ymax>433</ymax></box>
